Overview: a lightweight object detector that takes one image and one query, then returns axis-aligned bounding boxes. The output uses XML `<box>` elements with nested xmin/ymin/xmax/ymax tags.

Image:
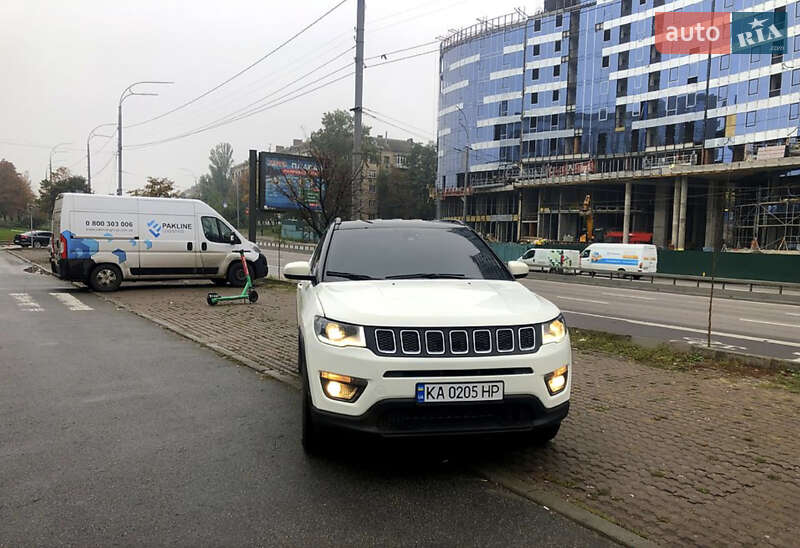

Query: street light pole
<box><xmin>117</xmin><ymin>81</ymin><xmax>173</xmax><ymax>196</ymax></box>
<box><xmin>87</xmin><ymin>123</ymin><xmax>115</xmax><ymax>194</ymax></box>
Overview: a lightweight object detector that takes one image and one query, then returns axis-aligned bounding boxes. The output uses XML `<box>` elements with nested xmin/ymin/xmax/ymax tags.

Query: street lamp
<box><xmin>87</xmin><ymin>123</ymin><xmax>115</xmax><ymax>194</ymax></box>
<box><xmin>49</xmin><ymin>142</ymin><xmax>72</xmax><ymax>181</ymax></box>
<box><xmin>118</xmin><ymin>81</ymin><xmax>173</xmax><ymax>196</ymax></box>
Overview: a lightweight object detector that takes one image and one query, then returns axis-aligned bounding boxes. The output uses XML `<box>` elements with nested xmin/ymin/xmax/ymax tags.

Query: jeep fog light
<box><xmin>320</xmin><ymin>371</ymin><xmax>366</xmax><ymax>402</ymax></box>
<box><xmin>545</xmin><ymin>365</ymin><xmax>568</xmax><ymax>395</ymax></box>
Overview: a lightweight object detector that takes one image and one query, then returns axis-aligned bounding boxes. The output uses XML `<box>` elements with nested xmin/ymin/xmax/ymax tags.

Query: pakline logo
<box><xmin>146</xmin><ymin>219</ymin><xmax>162</xmax><ymax>238</ymax></box>
<box><xmin>654</xmin><ymin>11</ymin><xmax>786</xmax><ymax>55</ymax></box>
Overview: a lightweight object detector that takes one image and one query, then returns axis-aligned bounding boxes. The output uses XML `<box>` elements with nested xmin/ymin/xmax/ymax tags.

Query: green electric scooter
<box><xmin>207</xmin><ymin>249</ymin><xmax>259</xmax><ymax>306</ymax></box>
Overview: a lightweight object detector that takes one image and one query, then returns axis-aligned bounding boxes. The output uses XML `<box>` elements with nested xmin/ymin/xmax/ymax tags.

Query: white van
<box><xmin>579</xmin><ymin>243</ymin><xmax>657</xmax><ymax>274</ymax></box>
<box><xmin>518</xmin><ymin>248</ymin><xmax>580</xmax><ymax>272</ymax></box>
<box><xmin>50</xmin><ymin>193</ymin><xmax>267</xmax><ymax>291</ymax></box>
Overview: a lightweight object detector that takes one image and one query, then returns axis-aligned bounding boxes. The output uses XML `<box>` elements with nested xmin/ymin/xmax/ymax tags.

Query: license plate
<box><xmin>415</xmin><ymin>381</ymin><xmax>504</xmax><ymax>403</ymax></box>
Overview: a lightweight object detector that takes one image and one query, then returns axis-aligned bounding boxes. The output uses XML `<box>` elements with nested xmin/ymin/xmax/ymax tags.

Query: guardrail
<box><xmin>528</xmin><ymin>266</ymin><xmax>800</xmax><ymax>296</ymax></box>
<box><xmin>256</xmin><ymin>240</ymin><xmax>316</xmax><ymax>253</ymax></box>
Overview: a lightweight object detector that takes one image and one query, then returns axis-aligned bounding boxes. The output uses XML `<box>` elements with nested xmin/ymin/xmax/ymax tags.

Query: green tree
<box><xmin>37</xmin><ymin>168</ymin><xmax>89</xmax><ymax>218</ymax></box>
<box><xmin>128</xmin><ymin>177</ymin><xmax>179</xmax><ymax>198</ymax></box>
<box><xmin>0</xmin><ymin>159</ymin><xmax>36</xmax><ymax>223</ymax></box>
<box><xmin>198</xmin><ymin>142</ymin><xmax>235</xmax><ymax>220</ymax></box>
<box><xmin>377</xmin><ymin>142</ymin><xmax>436</xmax><ymax>219</ymax></box>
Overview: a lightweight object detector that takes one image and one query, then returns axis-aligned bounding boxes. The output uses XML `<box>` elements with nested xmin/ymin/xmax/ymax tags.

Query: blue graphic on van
<box><xmin>129</xmin><ymin>239</ymin><xmax>137</xmax><ymax>246</ymax></box>
<box><xmin>112</xmin><ymin>249</ymin><xmax>127</xmax><ymax>263</ymax></box>
<box><xmin>144</xmin><ymin>240</ymin><xmax>153</xmax><ymax>249</ymax></box>
<box><xmin>103</xmin><ymin>232</ymin><xmax>113</xmax><ymax>241</ymax></box>
<box><xmin>147</xmin><ymin>220</ymin><xmax>162</xmax><ymax>238</ymax></box>
<box><xmin>62</xmin><ymin>230</ymin><xmax>99</xmax><ymax>259</ymax></box>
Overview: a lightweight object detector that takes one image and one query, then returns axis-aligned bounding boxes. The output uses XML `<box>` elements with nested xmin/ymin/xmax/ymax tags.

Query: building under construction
<box><xmin>435</xmin><ymin>1</ymin><xmax>800</xmax><ymax>250</ymax></box>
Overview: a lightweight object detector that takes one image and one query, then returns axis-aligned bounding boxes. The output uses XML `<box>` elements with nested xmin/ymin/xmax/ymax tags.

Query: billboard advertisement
<box><xmin>260</xmin><ymin>152</ymin><xmax>321</xmax><ymax>210</ymax></box>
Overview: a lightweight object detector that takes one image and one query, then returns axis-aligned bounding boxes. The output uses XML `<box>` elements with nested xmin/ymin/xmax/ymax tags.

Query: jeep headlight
<box><xmin>314</xmin><ymin>316</ymin><xmax>366</xmax><ymax>347</ymax></box>
<box><xmin>541</xmin><ymin>316</ymin><xmax>567</xmax><ymax>344</ymax></box>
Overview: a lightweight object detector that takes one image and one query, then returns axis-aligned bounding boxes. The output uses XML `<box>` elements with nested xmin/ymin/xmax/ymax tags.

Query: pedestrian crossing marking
<box><xmin>49</xmin><ymin>292</ymin><xmax>93</xmax><ymax>311</ymax></box>
<box><xmin>9</xmin><ymin>293</ymin><xmax>43</xmax><ymax>312</ymax></box>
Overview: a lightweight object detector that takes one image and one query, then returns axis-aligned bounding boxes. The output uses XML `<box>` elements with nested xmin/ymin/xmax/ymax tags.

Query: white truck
<box><xmin>518</xmin><ymin>248</ymin><xmax>580</xmax><ymax>273</ymax></box>
<box><xmin>579</xmin><ymin>243</ymin><xmax>657</xmax><ymax>275</ymax></box>
<box><xmin>49</xmin><ymin>193</ymin><xmax>267</xmax><ymax>291</ymax></box>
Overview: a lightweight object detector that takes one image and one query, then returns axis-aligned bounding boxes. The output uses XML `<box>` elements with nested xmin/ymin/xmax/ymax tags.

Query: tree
<box><xmin>198</xmin><ymin>142</ymin><xmax>235</xmax><ymax>221</ymax></box>
<box><xmin>37</xmin><ymin>168</ymin><xmax>89</xmax><ymax>219</ymax></box>
<box><xmin>377</xmin><ymin>142</ymin><xmax>436</xmax><ymax>220</ymax></box>
<box><xmin>0</xmin><ymin>159</ymin><xmax>36</xmax><ymax>223</ymax></box>
<box><xmin>273</xmin><ymin>110</ymin><xmax>377</xmax><ymax>236</ymax></box>
<box><xmin>128</xmin><ymin>177</ymin><xmax>179</xmax><ymax>198</ymax></box>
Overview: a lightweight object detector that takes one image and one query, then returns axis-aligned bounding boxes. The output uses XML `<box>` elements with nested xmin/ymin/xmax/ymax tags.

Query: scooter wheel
<box><xmin>207</xmin><ymin>293</ymin><xmax>219</xmax><ymax>306</ymax></box>
<box><xmin>248</xmin><ymin>290</ymin><xmax>259</xmax><ymax>303</ymax></box>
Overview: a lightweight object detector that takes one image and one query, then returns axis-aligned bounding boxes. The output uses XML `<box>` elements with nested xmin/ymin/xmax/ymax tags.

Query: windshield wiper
<box><xmin>385</xmin><ymin>273</ymin><xmax>466</xmax><ymax>280</ymax></box>
<box><xmin>325</xmin><ymin>271</ymin><xmax>376</xmax><ymax>280</ymax></box>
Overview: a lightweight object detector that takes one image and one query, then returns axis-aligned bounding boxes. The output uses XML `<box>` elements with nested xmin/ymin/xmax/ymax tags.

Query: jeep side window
<box><xmin>202</xmin><ymin>216</ymin><xmax>221</xmax><ymax>242</ymax></box>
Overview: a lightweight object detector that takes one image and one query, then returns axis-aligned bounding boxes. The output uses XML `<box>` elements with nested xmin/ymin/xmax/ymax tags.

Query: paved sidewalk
<box><xmin>7</xmin><ymin>248</ymin><xmax>800</xmax><ymax>546</ymax></box>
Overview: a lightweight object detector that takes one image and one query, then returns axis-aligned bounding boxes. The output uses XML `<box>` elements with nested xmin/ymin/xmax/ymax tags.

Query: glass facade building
<box><xmin>436</xmin><ymin>1</ymin><xmax>800</xmax><ymax>249</ymax></box>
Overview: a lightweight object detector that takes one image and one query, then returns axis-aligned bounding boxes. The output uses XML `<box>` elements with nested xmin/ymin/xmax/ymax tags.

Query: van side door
<box><xmin>135</xmin><ymin>207</ymin><xmax>200</xmax><ymax>277</ymax></box>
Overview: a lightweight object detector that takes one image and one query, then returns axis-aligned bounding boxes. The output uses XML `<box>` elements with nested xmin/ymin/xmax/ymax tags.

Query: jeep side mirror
<box><xmin>230</xmin><ymin>233</ymin><xmax>239</xmax><ymax>245</ymax></box>
<box><xmin>507</xmin><ymin>260</ymin><xmax>529</xmax><ymax>279</ymax></box>
<box><xmin>284</xmin><ymin>261</ymin><xmax>314</xmax><ymax>281</ymax></box>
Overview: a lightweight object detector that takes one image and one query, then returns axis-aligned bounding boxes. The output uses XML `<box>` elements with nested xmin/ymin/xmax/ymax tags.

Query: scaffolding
<box><xmin>732</xmin><ymin>182</ymin><xmax>800</xmax><ymax>250</ymax></box>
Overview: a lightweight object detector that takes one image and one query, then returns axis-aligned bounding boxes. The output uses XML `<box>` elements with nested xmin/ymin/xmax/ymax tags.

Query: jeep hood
<box><xmin>314</xmin><ymin>279</ymin><xmax>560</xmax><ymax>327</ymax></box>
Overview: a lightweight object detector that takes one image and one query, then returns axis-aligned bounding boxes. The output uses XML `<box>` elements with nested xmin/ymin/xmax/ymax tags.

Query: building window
<box><xmin>667</xmin><ymin>95</ymin><xmax>677</xmax><ymax>115</ymax></box>
<box><xmin>532</xmin><ymin>68</ymin><xmax>539</xmax><ymax>80</ymax></box>
<box><xmin>554</xmin><ymin>40</ymin><xmax>561</xmax><ymax>52</ymax></box>
<box><xmin>669</xmin><ymin>67</ymin><xmax>678</xmax><ymax>81</ymax></box>
<box><xmin>556</xmin><ymin>14</ymin><xmax>563</xmax><ymax>27</ymax></box>
<box><xmin>597</xmin><ymin>133</ymin><xmax>607</xmax><ymax>154</ymax></box>
<box><xmin>531</xmin><ymin>92</ymin><xmax>538</xmax><ymax>104</ymax></box>
<box><xmin>369</xmin><ymin>200</ymin><xmax>375</xmax><ymax>209</ymax></box>
<box><xmin>665</xmin><ymin>124</ymin><xmax>676</xmax><ymax>145</ymax></box>
<box><xmin>367</xmin><ymin>169</ymin><xmax>376</xmax><ymax>179</ymax></box>
<box><xmin>383</xmin><ymin>156</ymin><xmax>390</xmax><ymax>167</ymax></box>
<box><xmin>795</xmin><ymin>36</ymin><xmax>800</xmax><ymax>52</ymax></box>
<box><xmin>769</xmin><ymin>73</ymin><xmax>782</xmax><ymax>97</ymax></box>
<box><xmin>602</xmin><ymin>55</ymin><xmax>609</xmax><ymax>68</ymax></box>
<box><xmin>552</xmin><ymin>89</ymin><xmax>560</xmax><ymax>101</ymax></box>
<box><xmin>534</xmin><ymin>18</ymin><xmax>541</xmax><ymax>31</ymax></box>
<box><xmin>791</xmin><ymin>103</ymin><xmax>800</xmax><ymax>120</ymax></box>
<box><xmin>750</xmin><ymin>49</ymin><xmax>759</xmax><ymax>64</ymax></box>
<box><xmin>530</xmin><ymin>116</ymin><xmax>538</xmax><ymax>130</ymax></box>
<box><xmin>553</xmin><ymin>64</ymin><xmax>561</xmax><ymax>77</ymax></box>
<box><xmin>599</xmin><ymin>107</ymin><xmax>608</xmax><ymax>121</ymax></box>
<box><xmin>687</xmin><ymin>92</ymin><xmax>696</xmax><ymax>108</ymax></box>
<box><xmin>745</xmin><ymin>111</ymin><xmax>756</xmax><ymax>127</ymax></box>
<box><xmin>551</xmin><ymin>113</ymin><xmax>559</xmax><ymax>127</ymax></box>
<box><xmin>724</xmin><ymin>0</ymin><xmax>733</xmax><ymax>6</ymax></box>
<box><xmin>717</xmin><ymin>85</ymin><xmax>728</xmax><ymax>107</ymax></box>
<box><xmin>633</xmin><ymin>102</ymin><xmax>641</xmax><ymax>117</ymax></box>
<box><xmin>396</xmin><ymin>155</ymin><xmax>407</xmax><ymax>168</ymax></box>
<box><xmin>500</xmin><ymin>100</ymin><xmax>509</xmax><ymax>116</ymax></box>
<box><xmin>603</xmin><ymin>29</ymin><xmax>611</xmax><ymax>41</ymax></box>
<box><xmin>793</xmin><ymin>69</ymin><xmax>800</xmax><ymax>86</ymax></box>
<box><xmin>719</xmin><ymin>54</ymin><xmax>730</xmax><ymax>70</ymax></box>
<box><xmin>369</xmin><ymin>183</ymin><xmax>376</xmax><ymax>192</ymax></box>
<box><xmin>748</xmin><ymin>78</ymin><xmax>758</xmax><ymax>95</ymax></box>
<box><xmin>533</xmin><ymin>44</ymin><xmax>540</xmax><ymax>56</ymax></box>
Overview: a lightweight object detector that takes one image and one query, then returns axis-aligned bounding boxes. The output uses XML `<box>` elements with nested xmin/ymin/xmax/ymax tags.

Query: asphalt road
<box><xmin>0</xmin><ymin>250</ymin><xmax>614</xmax><ymax>547</ymax></box>
<box><xmin>259</xmin><ymin>246</ymin><xmax>800</xmax><ymax>361</ymax></box>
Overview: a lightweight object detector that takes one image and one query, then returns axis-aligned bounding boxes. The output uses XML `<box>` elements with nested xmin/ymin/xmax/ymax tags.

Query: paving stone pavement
<box><xmin>9</xmin><ymin>249</ymin><xmax>800</xmax><ymax>547</ymax></box>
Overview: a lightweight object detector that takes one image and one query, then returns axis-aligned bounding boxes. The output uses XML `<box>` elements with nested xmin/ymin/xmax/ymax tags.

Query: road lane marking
<box><xmin>9</xmin><ymin>293</ymin><xmax>42</xmax><ymax>312</ymax></box>
<box><xmin>739</xmin><ymin>318</ymin><xmax>800</xmax><ymax>329</ymax></box>
<box><xmin>561</xmin><ymin>309</ymin><xmax>800</xmax><ymax>349</ymax></box>
<box><xmin>787</xmin><ymin>312</ymin><xmax>800</xmax><ymax>317</ymax></box>
<box><xmin>49</xmin><ymin>292</ymin><xmax>93</xmax><ymax>311</ymax></box>
<box><xmin>601</xmin><ymin>292</ymin><xmax>656</xmax><ymax>301</ymax></box>
<box><xmin>793</xmin><ymin>353</ymin><xmax>800</xmax><ymax>363</ymax></box>
<box><xmin>556</xmin><ymin>295</ymin><xmax>609</xmax><ymax>305</ymax></box>
<box><xmin>670</xmin><ymin>337</ymin><xmax>747</xmax><ymax>351</ymax></box>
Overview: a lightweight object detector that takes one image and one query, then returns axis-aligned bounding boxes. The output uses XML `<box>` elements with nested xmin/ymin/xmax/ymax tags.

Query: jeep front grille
<box><xmin>365</xmin><ymin>325</ymin><xmax>540</xmax><ymax>358</ymax></box>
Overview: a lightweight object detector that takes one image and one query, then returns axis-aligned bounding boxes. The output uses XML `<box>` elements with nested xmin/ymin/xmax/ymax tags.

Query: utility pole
<box><xmin>351</xmin><ymin>0</ymin><xmax>365</xmax><ymax>220</ymax></box>
<box><xmin>49</xmin><ymin>142</ymin><xmax>71</xmax><ymax>183</ymax></box>
<box><xmin>462</xmin><ymin>147</ymin><xmax>470</xmax><ymax>223</ymax></box>
<box><xmin>87</xmin><ymin>123</ymin><xmax>115</xmax><ymax>194</ymax></box>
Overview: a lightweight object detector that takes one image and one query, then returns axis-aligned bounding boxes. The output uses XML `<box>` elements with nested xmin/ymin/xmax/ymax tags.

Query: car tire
<box><xmin>32</xmin><ymin>241</ymin><xmax>40</xmax><ymax>249</ymax></box>
<box><xmin>531</xmin><ymin>423</ymin><xmax>560</xmax><ymax>446</ymax></box>
<box><xmin>89</xmin><ymin>264</ymin><xmax>122</xmax><ymax>292</ymax></box>
<box><xmin>226</xmin><ymin>262</ymin><xmax>248</xmax><ymax>287</ymax></box>
<box><xmin>299</xmin><ymin>338</ymin><xmax>326</xmax><ymax>456</ymax></box>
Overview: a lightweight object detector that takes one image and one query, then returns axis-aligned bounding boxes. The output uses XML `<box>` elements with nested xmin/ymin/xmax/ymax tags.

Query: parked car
<box><xmin>518</xmin><ymin>248</ymin><xmax>580</xmax><ymax>273</ymax></box>
<box><xmin>14</xmin><ymin>231</ymin><xmax>52</xmax><ymax>248</ymax></box>
<box><xmin>284</xmin><ymin>219</ymin><xmax>571</xmax><ymax>454</ymax></box>
<box><xmin>49</xmin><ymin>193</ymin><xmax>267</xmax><ymax>291</ymax></box>
<box><xmin>579</xmin><ymin>243</ymin><xmax>657</xmax><ymax>274</ymax></box>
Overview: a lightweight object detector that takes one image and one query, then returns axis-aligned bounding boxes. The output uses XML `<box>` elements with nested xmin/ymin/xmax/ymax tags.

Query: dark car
<box><xmin>13</xmin><ymin>231</ymin><xmax>52</xmax><ymax>248</ymax></box>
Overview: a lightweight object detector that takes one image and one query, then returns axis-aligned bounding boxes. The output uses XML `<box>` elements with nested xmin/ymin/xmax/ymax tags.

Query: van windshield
<box><xmin>323</xmin><ymin>227</ymin><xmax>512</xmax><ymax>282</ymax></box>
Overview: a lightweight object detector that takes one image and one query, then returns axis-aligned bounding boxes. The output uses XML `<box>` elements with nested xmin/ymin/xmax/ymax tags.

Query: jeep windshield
<box><xmin>323</xmin><ymin>227</ymin><xmax>513</xmax><ymax>282</ymax></box>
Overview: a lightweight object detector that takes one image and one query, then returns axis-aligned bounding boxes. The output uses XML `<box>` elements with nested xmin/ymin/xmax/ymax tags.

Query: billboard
<box><xmin>260</xmin><ymin>152</ymin><xmax>321</xmax><ymax>210</ymax></box>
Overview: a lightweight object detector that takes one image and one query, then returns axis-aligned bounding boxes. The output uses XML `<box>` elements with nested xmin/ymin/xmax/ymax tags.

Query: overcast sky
<box><xmin>1</xmin><ymin>0</ymin><xmax>541</xmax><ymax>195</ymax></box>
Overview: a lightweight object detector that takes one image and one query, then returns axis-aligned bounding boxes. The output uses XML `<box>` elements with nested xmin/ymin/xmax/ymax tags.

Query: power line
<box><xmin>124</xmin><ymin>0</ymin><xmax>349</xmax><ymax>129</ymax></box>
<box><xmin>365</xmin><ymin>48</ymin><xmax>439</xmax><ymax>69</ymax></box>
<box><xmin>364</xmin><ymin>40</ymin><xmax>439</xmax><ymax>61</ymax></box>
<box><xmin>363</xmin><ymin>107</ymin><xmax>433</xmax><ymax>138</ymax></box>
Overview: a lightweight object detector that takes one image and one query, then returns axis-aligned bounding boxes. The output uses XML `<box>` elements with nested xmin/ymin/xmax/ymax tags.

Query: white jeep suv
<box><xmin>283</xmin><ymin>220</ymin><xmax>571</xmax><ymax>454</ymax></box>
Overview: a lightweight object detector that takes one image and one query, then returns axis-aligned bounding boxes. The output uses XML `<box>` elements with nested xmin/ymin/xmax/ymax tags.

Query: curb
<box><xmin>473</xmin><ymin>467</ymin><xmax>659</xmax><ymax>548</ymax></box>
<box><xmin>524</xmin><ymin>272</ymin><xmax>800</xmax><ymax>307</ymax></box>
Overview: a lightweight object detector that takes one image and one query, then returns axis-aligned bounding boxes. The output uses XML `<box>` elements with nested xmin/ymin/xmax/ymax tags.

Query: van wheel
<box><xmin>531</xmin><ymin>423</ymin><xmax>560</xmax><ymax>446</ymax></box>
<box><xmin>227</xmin><ymin>262</ymin><xmax>248</xmax><ymax>287</ymax></box>
<box><xmin>89</xmin><ymin>264</ymin><xmax>122</xmax><ymax>292</ymax></box>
